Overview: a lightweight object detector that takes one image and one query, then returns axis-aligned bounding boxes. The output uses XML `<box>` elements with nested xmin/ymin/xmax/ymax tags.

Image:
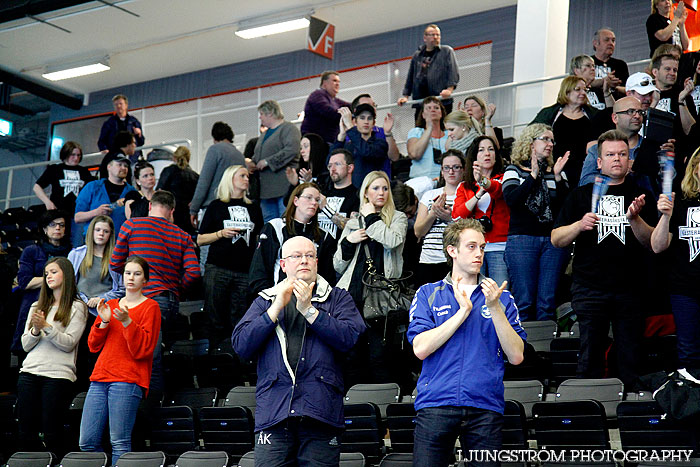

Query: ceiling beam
<box><xmin>0</xmin><ymin>67</ymin><xmax>83</xmax><ymax>110</ymax></box>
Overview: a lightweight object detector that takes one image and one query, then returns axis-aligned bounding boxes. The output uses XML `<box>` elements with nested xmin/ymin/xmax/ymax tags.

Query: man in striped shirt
<box><xmin>111</xmin><ymin>190</ymin><xmax>200</xmax><ymax>397</ymax></box>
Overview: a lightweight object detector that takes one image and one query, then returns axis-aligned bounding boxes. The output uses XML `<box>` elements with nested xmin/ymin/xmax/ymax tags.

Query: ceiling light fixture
<box><xmin>42</xmin><ymin>58</ymin><xmax>110</xmax><ymax>81</ymax></box>
<box><xmin>235</xmin><ymin>8</ymin><xmax>314</xmax><ymax>39</ymax></box>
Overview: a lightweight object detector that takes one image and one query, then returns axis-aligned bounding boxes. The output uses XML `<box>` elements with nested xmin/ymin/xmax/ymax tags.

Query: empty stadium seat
<box><xmin>223</xmin><ymin>386</ymin><xmax>257</xmax><ymax>415</ymax></box>
<box><xmin>532</xmin><ymin>400</ymin><xmax>609</xmax><ymax>453</ymax></box>
<box><xmin>555</xmin><ymin>378</ymin><xmax>623</xmax><ymax>419</ymax></box>
<box><xmin>114</xmin><ymin>451</ymin><xmax>166</xmax><ymax>467</ymax></box>
<box><xmin>385</xmin><ymin>403</ymin><xmax>416</xmax><ymax>453</ymax></box>
<box><xmin>344</xmin><ymin>383</ymin><xmax>401</xmax><ymax>419</ymax></box>
<box><xmin>521</xmin><ymin>320</ymin><xmax>558</xmax><ymax>352</ymax></box>
<box><xmin>198</xmin><ymin>406</ymin><xmax>254</xmax><ymax>462</ymax></box>
<box><xmin>504</xmin><ymin>379</ymin><xmax>544</xmax><ymax>419</ymax></box>
<box><xmin>342</xmin><ymin>402</ymin><xmax>384</xmax><ymax>465</ymax></box>
<box><xmin>58</xmin><ymin>452</ymin><xmax>108</xmax><ymax>467</ymax></box>
<box><xmin>173</xmin><ymin>450</ymin><xmax>228</xmax><ymax>467</ymax></box>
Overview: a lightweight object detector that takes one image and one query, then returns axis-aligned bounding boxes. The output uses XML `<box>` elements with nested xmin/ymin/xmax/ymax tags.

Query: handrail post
<box><xmin>5</xmin><ymin>169</ymin><xmax>13</xmax><ymax>211</ymax></box>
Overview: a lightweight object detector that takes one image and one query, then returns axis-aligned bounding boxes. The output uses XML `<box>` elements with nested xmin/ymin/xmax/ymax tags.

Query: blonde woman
<box><xmin>68</xmin><ymin>215</ymin><xmax>124</xmax><ymax>317</ymax></box>
<box><xmin>461</xmin><ymin>94</ymin><xmax>503</xmax><ymax>149</ymax></box>
<box><xmin>652</xmin><ymin>147</ymin><xmax>700</xmax><ymax>368</ymax></box>
<box><xmin>198</xmin><ymin>165</ymin><xmax>263</xmax><ymax>350</ymax></box>
<box><xmin>646</xmin><ymin>0</ymin><xmax>688</xmax><ymax>57</ymax></box>
<box><xmin>444</xmin><ymin>110</ymin><xmax>480</xmax><ymax>154</ymax></box>
<box><xmin>334</xmin><ymin>171</ymin><xmax>407</xmax><ymax>384</ymax></box>
<box><xmin>502</xmin><ymin>124</ymin><xmax>569</xmax><ymax>322</ymax></box>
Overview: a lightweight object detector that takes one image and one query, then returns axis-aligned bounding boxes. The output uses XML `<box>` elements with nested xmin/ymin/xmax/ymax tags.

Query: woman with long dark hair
<box><xmin>248</xmin><ymin>182</ymin><xmax>337</xmax><ymax>298</ymax></box>
<box><xmin>79</xmin><ymin>255</ymin><xmax>160</xmax><ymax>466</ymax></box>
<box><xmin>406</xmin><ymin>97</ymin><xmax>448</xmax><ymax>180</ymax></box>
<box><xmin>12</xmin><ymin>210</ymin><xmax>72</xmax><ymax>353</ymax></box>
<box><xmin>17</xmin><ymin>257</ymin><xmax>87</xmax><ymax>457</ymax></box>
<box><xmin>452</xmin><ymin>136</ymin><xmax>510</xmax><ymax>286</ymax></box>
<box><xmin>125</xmin><ymin>161</ymin><xmax>155</xmax><ymax>219</ymax></box>
<box><xmin>198</xmin><ymin>165</ymin><xmax>263</xmax><ymax>350</ymax></box>
<box><xmin>286</xmin><ymin>133</ymin><xmax>329</xmax><ymax>187</ymax></box>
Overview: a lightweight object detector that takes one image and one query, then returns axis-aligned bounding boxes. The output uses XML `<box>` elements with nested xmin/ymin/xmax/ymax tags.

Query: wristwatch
<box><xmin>302</xmin><ymin>306</ymin><xmax>317</xmax><ymax>320</ymax></box>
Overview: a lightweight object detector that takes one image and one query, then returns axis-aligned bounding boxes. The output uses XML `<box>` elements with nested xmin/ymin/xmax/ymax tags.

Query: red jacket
<box><xmin>452</xmin><ymin>174</ymin><xmax>510</xmax><ymax>244</ymax></box>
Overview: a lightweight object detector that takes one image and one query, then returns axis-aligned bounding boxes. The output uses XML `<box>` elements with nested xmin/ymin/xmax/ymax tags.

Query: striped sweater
<box><xmin>110</xmin><ymin>216</ymin><xmax>200</xmax><ymax>298</ymax></box>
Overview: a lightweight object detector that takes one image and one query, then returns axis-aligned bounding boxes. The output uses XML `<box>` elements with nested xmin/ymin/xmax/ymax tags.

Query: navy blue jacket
<box><xmin>97</xmin><ymin>113</ymin><xmax>145</xmax><ymax>151</ymax></box>
<box><xmin>232</xmin><ymin>275</ymin><xmax>366</xmax><ymax>431</ymax></box>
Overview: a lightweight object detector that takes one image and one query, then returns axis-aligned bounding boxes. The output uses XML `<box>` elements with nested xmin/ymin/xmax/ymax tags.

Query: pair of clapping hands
<box><xmin>452</xmin><ymin>275</ymin><xmax>508</xmax><ymax>315</ymax></box>
<box><xmin>96</xmin><ymin>298</ymin><xmax>132</xmax><ymax>327</ymax></box>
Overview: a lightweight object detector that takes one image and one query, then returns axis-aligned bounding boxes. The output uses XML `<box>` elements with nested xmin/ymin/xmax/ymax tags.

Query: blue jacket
<box><xmin>68</xmin><ymin>245</ymin><xmax>125</xmax><ymax>316</ymax></box>
<box><xmin>232</xmin><ymin>275</ymin><xmax>366</xmax><ymax>431</ymax></box>
<box><xmin>406</xmin><ymin>275</ymin><xmax>526</xmax><ymax>414</ymax></box>
<box><xmin>98</xmin><ymin>113</ymin><xmax>145</xmax><ymax>151</ymax></box>
<box><xmin>74</xmin><ymin>179</ymin><xmax>135</xmax><ymax>236</ymax></box>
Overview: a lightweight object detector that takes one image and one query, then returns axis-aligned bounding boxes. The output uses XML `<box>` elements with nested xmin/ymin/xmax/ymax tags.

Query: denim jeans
<box><xmin>16</xmin><ymin>372</ymin><xmax>73</xmax><ymax>457</ymax></box>
<box><xmin>203</xmin><ymin>264</ymin><xmax>248</xmax><ymax>351</ymax></box>
<box><xmin>150</xmin><ymin>291</ymin><xmax>179</xmax><ymax>394</ymax></box>
<box><xmin>261</xmin><ymin>197</ymin><xmax>287</xmax><ymax>223</ymax></box>
<box><xmin>254</xmin><ymin>417</ymin><xmax>342</xmax><ymax>467</ymax></box>
<box><xmin>504</xmin><ymin>235</ymin><xmax>569</xmax><ymax>321</ymax></box>
<box><xmin>79</xmin><ymin>381</ymin><xmax>144</xmax><ymax>466</ymax></box>
<box><xmin>670</xmin><ymin>294</ymin><xmax>700</xmax><ymax>368</ymax></box>
<box><xmin>481</xmin><ymin>250</ymin><xmax>508</xmax><ymax>287</ymax></box>
<box><xmin>413</xmin><ymin>405</ymin><xmax>502</xmax><ymax>467</ymax></box>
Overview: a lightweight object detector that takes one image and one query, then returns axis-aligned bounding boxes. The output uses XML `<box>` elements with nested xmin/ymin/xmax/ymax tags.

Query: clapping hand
<box><xmin>453</xmin><ymin>276</ymin><xmax>474</xmax><ymax>315</ymax></box>
<box><xmin>30</xmin><ymin>310</ymin><xmax>47</xmax><ymax>334</ymax></box>
<box><xmin>294</xmin><ymin>279</ymin><xmax>315</xmax><ymax>315</ymax></box>
<box><xmin>96</xmin><ymin>299</ymin><xmax>111</xmax><ymax>323</ymax></box>
<box><xmin>626</xmin><ymin>194</ymin><xmax>646</xmax><ymax>220</ymax></box>
<box><xmin>481</xmin><ymin>278</ymin><xmax>508</xmax><ymax>310</ymax></box>
<box><xmin>113</xmin><ymin>303</ymin><xmax>132</xmax><ymax>327</ymax></box>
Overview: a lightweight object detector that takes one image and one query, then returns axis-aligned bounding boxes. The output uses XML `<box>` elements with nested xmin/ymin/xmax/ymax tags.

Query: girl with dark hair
<box><xmin>125</xmin><ymin>161</ymin><xmax>155</xmax><ymax>219</ymax></box>
<box><xmin>413</xmin><ymin>149</ymin><xmax>464</xmax><ymax>285</ymax></box>
<box><xmin>12</xmin><ymin>210</ymin><xmax>73</xmax><ymax>353</ymax></box>
<box><xmin>407</xmin><ymin>97</ymin><xmax>448</xmax><ymax>180</ymax></box>
<box><xmin>284</xmin><ymin>133</ymin><xmax>330</xmax><ymax>204</ymax></box>
<box><xmin>156</xmin><ymin>146</ymin><xmax>199</xmax><ymax>235</ymax></box>
<box><xmin>79</xmin><ymin>255</ymin><xmax>160</xmax><ymax>466</ymax></box>
<box><xmin>17</xmin><ymin>257</ymin><xmax>87</xmax><ymax>458</ymax></box>
<box><xmin>33</xmin><ymin>141</ymin><xmax>94</xmax><ymax>246</ymax></box>
<box><xmin>248</xmin><ymin>182</ymin><xmax>337</xmax><ymax>298</ymax></box>
<box><xmin>452</xmin><ymin>136</ymin><xmax>511</xmax><ymax>286</ymax></box>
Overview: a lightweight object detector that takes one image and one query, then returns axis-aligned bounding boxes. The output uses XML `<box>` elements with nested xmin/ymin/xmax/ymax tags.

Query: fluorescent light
<box><xmin>235</xmin><ymin>17</ymin><xmax>310</xmax><ymax>39</ymax></box>
<box><xmin>0</xmin><ymin>118</ymin><xmax>12</xmax><ymax>137</ymax></box>
<box><xmin>42</xmin><ymin>61</ymin><xmax>110</xmax><ymax>81</ymax></box>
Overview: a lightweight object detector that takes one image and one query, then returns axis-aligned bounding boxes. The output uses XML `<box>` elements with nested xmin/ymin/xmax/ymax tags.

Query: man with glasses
<box><xmin>552</xmin><ymin>130</ymin><xmax>658</xmax><ymax>390</ymax></box>
<box><xmin>397</xmin><ymin>24</ymin><xmax>459</xmax><ymax>115</ymax></box>
<box><xmin>233</xmin><ymin>236</ymin><xmax>365</xmax><ymax>465</ymax></box>
<box><xmin>580</xmin><ymin>97</ymin><xmax>674</xmax><ymax>196</ymax></box>
<box><xmin>318</xmin><ymin>149</ymin><xmax>359</xmax><ymax>238</ymax></box>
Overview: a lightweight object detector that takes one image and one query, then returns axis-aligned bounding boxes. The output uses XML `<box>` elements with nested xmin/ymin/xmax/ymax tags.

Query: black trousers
<box><xmin>572</xmin><ymin>284</ymin><xmax>643</xmax><ymax>389</ymax></box>
<box><xmin>16</xmin><ymin>372</ymin><xmax>74</xmax><ymax>457</ymax></box>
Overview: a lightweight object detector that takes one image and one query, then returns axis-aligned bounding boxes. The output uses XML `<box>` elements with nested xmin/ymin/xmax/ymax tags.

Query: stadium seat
<box><xmin>555</xmin><ymin>378</ymin><xmax>623</xmax><ymax>419</ymax></box>
<box><xmin>503</xmin><ymin>400</ymin><xmax>528</xmax><ymax>450</ymax></box>
<box><xmin>149</xmin><ymin>406</ymin><xmax>197</xmax><ymax>461</ymax></box>
<box><xmin>6</xmin><ymin>451</ymin><xmax>55</xmax><ymax>467</ymax></box>
<box><xmin>164</xmin><ymin>387</ymin><xmax>218</xmax><ymax>409</ymax></box>
<box><xmin>198</xmin><ymin>406</ymin><xmax>254</xmax><ymax>462</ymax></box>
<box><xmin>162</xmin><ymin>353</ymin><xmax>195</xmax><ymax>390</ymax></box>
<box><xmin>548</xmin><ymin>337</ymin><xmax>580</xmax><ymax>385</ymax></box>
<box><xmin>617</xmin><ymin>401</ymin><xmax>696</xmax><ymax>453</ymax></box>
<box><xmin>236</xmin><ymin>451</ymin><xmax>254</xmax><ymax>467</ymax></box>
<box><xmin>344</xmin><ymin>383</ymin><xmax>401</xmax><ymax>419</ymax></box>
<box><xmin>162</xmin><ymin>315</ymin><xmax>191</xmax><ymax>349</ymax></box>
<box><xmin>178</xmin><ymin>300</ymin><xmax>204</xmax><ymax>316</ymax></box>
<box><xmin>194</xmin><ymin>353</ymin><xmax>242</xmax><ymax>394</ymax></box>
<box><xmin>379</xmin><ymin>453</ymin><xmax>413</xmax><ymax>466</ymax></box>
<box><xmin>521</xmin><ymin>320</ymin><xmax>558</xmax><ymax>352</ymax></box>
<box><xmin>341</xmin><ymin>402</ymin><xmax>384</xmax><ymax>465</ymax></box>
<box><xmin>223</xmin><ymin>386</ymin><xmax>256</xmax><ymax>414</ymax></box>
<box><xmin>169</xmin><ymin>338</ymin><xmax>209</xmax><ymax>357</ymax></box>
<box><xmin>173</xmin><ymin>450</ymin><xmax>228</xmax><ymax>467</ymax></box>
<box><xmin>114</xmin><ymin>451</ymin><xmax>166</xmax><ymax>467</ymax></box>
<box><xmin>532</xmin><ymin>400</ymin><xmax>609</xmax><ymax>452</ymax></box>
<box><xmin>385</xmin><ymin>403</ymin><xmax>416</xmax><ymax>453</ymax></box>
<box><xmin>58</xmin><ymin>452</ymin><xmax>108</xmax><ymax>467</ymax></box>
<box><xmin>339</xmin><ymin>452</ymin><xmax>366</xmax><ymax>466</ymax></box>
<box><xmin>188</xmin><ymin>311</ymin><xmax>209</xmax><ymax>340</ymax></box>
<box><xmin>504</xmin><ymin>379</ymin><xmax>543</xmax><ymax>419</ymax></box>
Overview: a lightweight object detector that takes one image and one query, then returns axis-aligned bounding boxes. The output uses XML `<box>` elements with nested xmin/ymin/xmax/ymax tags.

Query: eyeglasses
<box><xmin>535</xmin><ymin>136</ymin><xmax>556</xmax><ymax>145</ymax></box>
<box><xmin>48</xmin><ymin>221</ymin><xmax>66</xmax><ymax>228</ymax></box>
<box><xmin>282</xmin><ymin>253</ymin><xmax>317</xmax><ymax>262</ymax></box>
<box><xmin>298</xmin><ymin>194</ymin><xmax>321</xmax><ymax>203</ymax></box>
<box><xmin>327</xmin><ymin>162</ymin><xmax>346</xmax><ymax>170</ymax></box>
<box><xmin>615</xmin><ymin>109</ymin><xmax>646</xmax><ymax>117</ymax></box>
<box><xmin>442</xmin><ymin>165</ymin><xmax>463</xmax><ymax>172</ymax></box>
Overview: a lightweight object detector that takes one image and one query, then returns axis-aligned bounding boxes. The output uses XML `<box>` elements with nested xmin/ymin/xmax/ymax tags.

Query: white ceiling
<box><xmin>0</xmin><ymin>0</ymin><xmax>516</xmax><ymax>97</ymax></box>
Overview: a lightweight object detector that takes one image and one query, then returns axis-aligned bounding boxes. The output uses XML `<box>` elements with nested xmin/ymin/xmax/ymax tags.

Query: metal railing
<box><xmin>0</xmin><ymin>139</ymin><xmax>191</xmax><ymax>210</ymax></box>
<box><xmin>1</xmin><ymin>57</ymin><xmax>651</xmax><ymax>210</ymax></box>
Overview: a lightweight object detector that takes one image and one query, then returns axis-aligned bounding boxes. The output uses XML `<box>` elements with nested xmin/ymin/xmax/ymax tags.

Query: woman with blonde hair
<box><xmin>646</xmin><ymin>0</ymin><xmax>688</xmax><ymax>57</ymax></box>
<box><xmin>198</xmin><ymin>165</ymin><xmax>263</xmax><ymax>350</ymax></box>
<box><xmin>18</xmin><ymin>257</ymin><xmax>87</xmax><ymax>458</ymax></box>
<box><xmin>443</xmin><ymin>110</ymin><xmax>479</xmax><ymax>154</ymax></box>
<box><xmin>156</xmin><ymin>146</ymin><xmax>199</xmax><ymax>234</ymax></box>
<box><xmin>652</xmin><ymin>146</ymin><xmax>700</xmax><ymax>368</ymax></box>
<box><xmin>531</xmin><ymin>75</ymin><xmax>598</xmax><ymax>186</ymax></box>
<box><xmin>335</xmin><ymin>170</ymin><xmax>407</xmax><ymax>384</ymax></box>
<box><xmin>502</xmin><ymin>124</ymin><xmax>569</xmax><ymax>321</ymax></box>
<box><xmin>461</xmin><ymin>94</ymin><xmax>504</xmax><ymax>149</ymax></box>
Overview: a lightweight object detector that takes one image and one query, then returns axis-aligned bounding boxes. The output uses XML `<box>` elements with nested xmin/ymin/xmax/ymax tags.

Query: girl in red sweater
<box><xmin>79</xmin><ymin>255</ymin><xmax>160</xmax><ymax>466</ymax></box>
<box><xmin>452</xmin><ymin>136</ymin><xmax>510</xmax><ymax>286</ymax></box>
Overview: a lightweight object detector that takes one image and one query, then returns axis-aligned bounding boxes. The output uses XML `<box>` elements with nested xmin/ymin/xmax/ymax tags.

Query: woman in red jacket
<box><xmin>78</xmin><ymin>255</ymin><xmax>161</xmax><ymax>466</ymax></box>
<box><xmin>452</xmin><ymin>135</ymin><xmax>510</xmax><ymax>285</ymax></box>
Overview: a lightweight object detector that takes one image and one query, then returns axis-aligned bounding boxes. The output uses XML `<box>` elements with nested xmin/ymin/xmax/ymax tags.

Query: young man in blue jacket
<box><xmin>232</xmin><ymin>236</ymin><xmax>366</xmax><ymax>465</ymax></box>
<box><xmin>407</xmin><ymin>218</ymin><xmax>526</xmax><ymax>467</ymax></box>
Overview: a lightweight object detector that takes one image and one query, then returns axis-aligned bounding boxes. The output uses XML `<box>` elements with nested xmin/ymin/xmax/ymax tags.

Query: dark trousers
<box><xmin>150</xmin><ymin>290</ymin><xmax>179</xmax><ymax>397</ymax></box>
<box><xmin>670</xmin><ymin>294</ymin><xmax>700</xmax><ymax>368</ymax></box>
<box><xmin>254</xmin><ymin>417</ymin><xmax>342</xmax><ymax>467</ymax></box>
<box><xmin>413</xmin><ymin>405</ymin><xmax>502</xmax><ymax>467</ymax></box>
<box><xmin>572</xmin><ymin>284</ymin><xmax>643</xmax><ymax>388</ymax></box>
<box><xmin>203</xmin><ymin>264</ymin><xmax>248</xmax><ymax>352</ymax></box>
<box><xmin>16</xmin><ymin>372</ymin><xmax>74</xmax><ymax>458</ymax></box>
